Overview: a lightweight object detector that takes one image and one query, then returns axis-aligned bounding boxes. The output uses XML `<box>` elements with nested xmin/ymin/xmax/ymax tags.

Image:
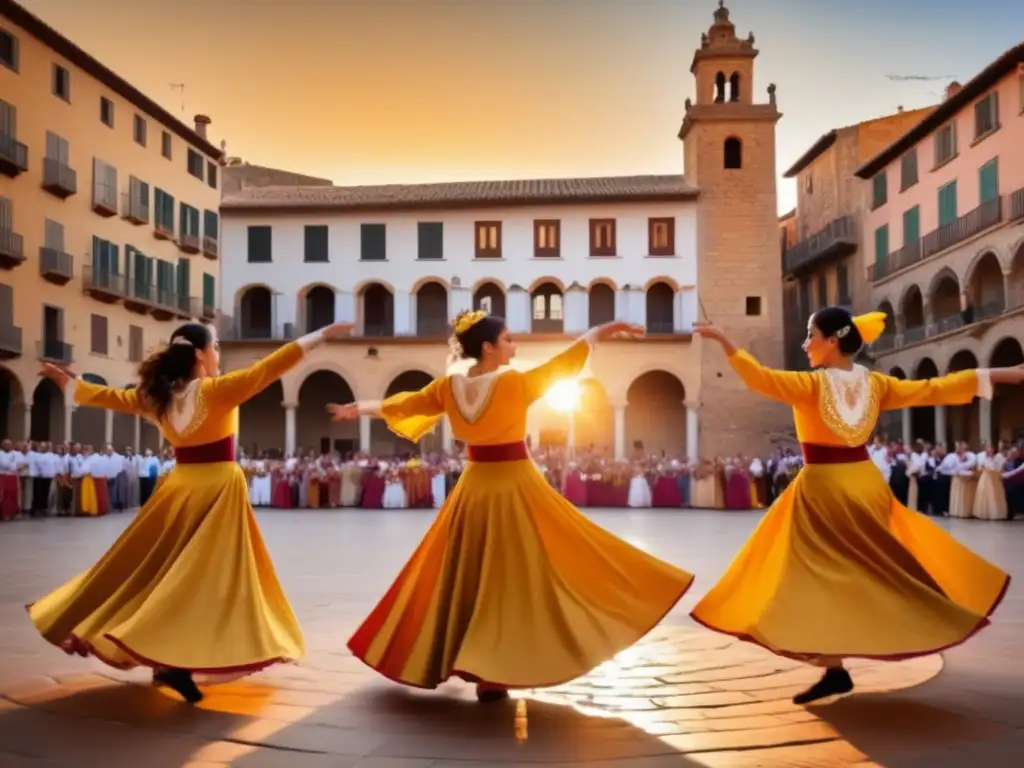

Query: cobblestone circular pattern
<box><xmin>0</xmin><ymin>625</ymin><xmax>946</xmax><ymax>767</ymax></box>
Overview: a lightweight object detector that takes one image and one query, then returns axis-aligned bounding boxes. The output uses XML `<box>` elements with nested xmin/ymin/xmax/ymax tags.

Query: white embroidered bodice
<box><xmin>815</xmin><ymin>364</ymin><xmax>878</xmax><ymax>445</ymax></box>
<box><xmin>167</xmin><ymin>379</ymin><xmax>204</xmax><ymax>436</ymax></box>
<box><xmin>448</xmin><ymin>371</ymin><xmax>506</xmax><ymax>424</ymax></box>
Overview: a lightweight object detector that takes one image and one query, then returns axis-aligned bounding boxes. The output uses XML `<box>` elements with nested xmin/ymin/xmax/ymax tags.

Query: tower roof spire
<box><xmin>691</xmin><ymin>2</ymin><xmax>758</xmax><ymax>73</ymax></box>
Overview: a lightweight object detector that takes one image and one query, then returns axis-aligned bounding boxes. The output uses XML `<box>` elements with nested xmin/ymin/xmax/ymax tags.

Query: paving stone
<box><xmin>0</xmin><ymin>509</ymin><xmax>1020</xmax><ymax>767</ymax></box>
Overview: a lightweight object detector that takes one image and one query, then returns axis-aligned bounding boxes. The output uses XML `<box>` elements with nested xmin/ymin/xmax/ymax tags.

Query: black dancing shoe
<box><xmin>153</xmin><ymin>669</ymin><xmax>203</xmax><ymax>704</ymax></box>
<box><xmin>792</xmin><ymin>667</ymin><xmax>853</xmax><ymax>705</ymax></box>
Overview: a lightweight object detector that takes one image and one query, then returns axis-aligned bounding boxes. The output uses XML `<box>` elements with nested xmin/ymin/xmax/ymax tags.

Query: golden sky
<box><xmin>20</xmin><ymin>0</ymin><xmax>1024</xmax><ymax>212</ymax></box>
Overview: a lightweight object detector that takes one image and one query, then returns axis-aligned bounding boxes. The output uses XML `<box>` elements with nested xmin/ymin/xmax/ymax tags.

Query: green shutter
<box><xmin>157</xmin><ymin>259</ymin><xmax>172</xmax><ymax>304</ymax></box>
<box><xmin>902</xmin><ymin>206</ymin><xmax>920</xmax><ymax>246</ymax></box>
<box><xmin>203</xmin><ymin>274</ymin><xmax>215</xmax><ymax>310</ymax></box>
<box><xmin>874</xmin><ymin>225</ymin><xmax>889</xmax><ymax>265</ymax></box>
<box><xmin>872</xmin><ymin>171</ymin><xmax>887</xmax><ymax>208</ymax></box>
<box><xmin>938</xmin><ymin>181</ymin><xmax>958</xmax><ymax>225</ymax></box>
<box><xmin>979</xmin><ymin>159</ymin><xmax>998</xmax><ymax>204</ymax></box>
<box><xmin>176</xmin><ymin>258</ymin><xmax>191</xmax><ymax>311</ymax></box>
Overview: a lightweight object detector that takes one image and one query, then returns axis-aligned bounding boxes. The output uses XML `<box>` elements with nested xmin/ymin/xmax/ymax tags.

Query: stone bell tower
<box><xmin>681</xmin><ymin>2</ymin><xmax>790</xmax><ymax>457</ymax></box>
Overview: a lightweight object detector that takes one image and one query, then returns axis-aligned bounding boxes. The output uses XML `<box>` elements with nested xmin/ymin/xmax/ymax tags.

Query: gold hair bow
<box><xmin>452</xmin><ymin>310</ymin><xmax>487</xmax><ymax>335</ymax></box>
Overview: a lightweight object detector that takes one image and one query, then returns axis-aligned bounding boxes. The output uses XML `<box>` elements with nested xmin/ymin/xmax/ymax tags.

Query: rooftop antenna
<box><xmin>169</xmin><ymin>83</ymin><xmax>186</xmax><ymax>113</ymax></box>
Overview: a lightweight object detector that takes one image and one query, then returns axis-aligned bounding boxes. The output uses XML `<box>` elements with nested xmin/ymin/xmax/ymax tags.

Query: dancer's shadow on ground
<box><xmin>0</xmin><ymin>678</ymin><xmax>702</xmax><ymax>766</ymax></box>
<box><xmin>811</xmin><ymin>690</ymin><xmax>1024</xmax><ymax>767</ymax></box>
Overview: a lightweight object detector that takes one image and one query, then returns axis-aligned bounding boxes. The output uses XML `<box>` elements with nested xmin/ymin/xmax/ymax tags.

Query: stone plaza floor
<box><xmin>0</xmin><ymin>508</ymin><xmax>1021</xmax><ymax>767</ymax></box>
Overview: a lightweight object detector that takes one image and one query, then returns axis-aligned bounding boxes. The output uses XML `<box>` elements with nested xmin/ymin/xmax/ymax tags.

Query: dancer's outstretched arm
<box><xmin>693</xmin><ymin>323</ymin><xmax>816</xmax><ymax>406</ymax></box>
<box><xmin>877</xmin><ymin>366</ymin><xmax>1024</xmax><ymax>410</ymax></box>
<box><xmin>41</xmin><ymin>322</ymin><xmax>354</xmax><ymax>416</ymax></box>
<box><xmin>520</xmin><ymin>321</ymin><xmax>645</xmax><ymax>404</ymax></box>
<box><xmin>326</xmin><ymin>379</ymin><xmax>446</xmax><ymax>443</ymax></box>
<box><xmin>205</xmin><ymin>322</ymin><xmax>352</xmax><ymax>409</ymax></box>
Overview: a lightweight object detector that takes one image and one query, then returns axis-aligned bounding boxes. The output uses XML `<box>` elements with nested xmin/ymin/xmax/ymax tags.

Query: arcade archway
<box><xmin>625</xmin><ymin>371</ymin><xmax>687</xmax><ymax>456</ymax></box>
<box><xmin>297</xmin><ymin>371</ymin><xmax>357</xmax><ymax>456</ymax></box>
<box><xmin>239</xmin><ymin>380</ymin><xmax>285</xmax><ymax>457</ymax></box>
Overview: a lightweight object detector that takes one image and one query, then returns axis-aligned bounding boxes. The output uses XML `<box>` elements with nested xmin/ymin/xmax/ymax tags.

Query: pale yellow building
<box><xmin>0</xmin><ymin>0</ymin><xmax>223</xmax><ymax>449</ymax></box>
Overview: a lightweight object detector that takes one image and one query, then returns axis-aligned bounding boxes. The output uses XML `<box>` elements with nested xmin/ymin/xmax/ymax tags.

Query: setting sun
<box><xmin>546</xmin><ymin>379</ymin><xmax>581</xmax><ymax>414</ymax></box>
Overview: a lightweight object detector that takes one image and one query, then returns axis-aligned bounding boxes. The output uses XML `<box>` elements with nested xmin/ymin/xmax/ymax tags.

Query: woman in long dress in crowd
<box><xmin>27</xmin><ymin>320</ymin><xmax>353</xmax><ymax>703</ymax></box>
<box><xmin>690</xmin><ymin>307</ymin><xmax>1017</xmax><ymax>705</ymax></box>
<box><xmin>327</xmin><ymin>311</ymin><xmax>694</xmax><ymax>702</ymax></box>
<box><xmin>972</xmin><ymin>445</ymin><xmax>1008</xmax><ymax>520</ymax></box>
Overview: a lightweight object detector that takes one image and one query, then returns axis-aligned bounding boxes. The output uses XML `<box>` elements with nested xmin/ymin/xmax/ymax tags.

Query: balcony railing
<box><xmin>40</xmin><ymin>247</ymin><xmax>73</xmax><ymax>284</ymax></box>
<box><xmin>0</xmin><ymin>132</ymin><xmax>29</xmax><ymax>177</ymax></box>
<box><xmin>178</xmin><ymin>233</ymin><xmax>201</xmax><ymax>254</ymax></box>
<box><xmin>869</xmin><ymin>241</ymin><xmax>922</xmax><ymax>282</ymax></box>
<box><xmin>416</xmin><ymin>318</ymin><xmax>450</xmax><ymax>337</ymax></box>
<box><xmin>42</xmin><ymin>158</ymin><xmax>77</xmax><ymax>198</ymax></box>
<box><xmin>647</xmin><ymin>320</ymin><xmax>676</xmax><ymax>335</ymax></box>
<box><xmin>902</xmin><ymin>326</ymin><xmax>927</xmax><ymax>345</ymax></box>
<box><xmin>217</xmin><ymin>315</ymin><xmax>297</xmax><ymax>341</ymax></box>
<box><xmin>0</xmin><ymin>324</ymin><xmax>23</xmax><ymax>358</ymax></box>
<box><xmin>783</xmin><ymin>215</ymin><xmax>858</xmax><ymax>275</ymax></box>
<box><xmin>1010</xmin><ymin>186</ymin><xmax>1024</xmax><ymax>223</ymax></box>
<box><xmin>92</xmin><ymin>181</ymin><xmax>118</xmax><ymax>216</ymax></box>
<box><xmin>83</xmin><ymin>264</ymin><xmax>127</xmax><ymax>300</ymax></box>
<box><xmin>931</xmin><ymin>313</ymin><xmax>965</xmax><ymax>336</ymax></box>
<box><xmin>921</xmin><ymin>197</ymin><xmax>1002</xmax><ymax>260</ymax></box>
<box><xmin>364</xmin><ymin>323</ymin><xmax>396</xmax><ymax>338</ymax></box>
<box><xmin>154</xmin><ymin>220</ymin><xmax>174</xmax><ymax>240</ymax></box>
<box><xmin>37</xmin><ymin>339</ymin><xmax>74</xmax><ymax>364</ymax></box>
<box><xmin>202</xmin><ymin>236</ymin><xmax>218</xmax><ymax>258</ymax></box>
<box><xmin>121</xmin><ymin>192</ymin><xmax>149</xmax><ymax>225</ymax></box>
<box><xmin>0</xmin><ymin>227</ymin><xmax>25</xmax><ymax>269</ymax></box>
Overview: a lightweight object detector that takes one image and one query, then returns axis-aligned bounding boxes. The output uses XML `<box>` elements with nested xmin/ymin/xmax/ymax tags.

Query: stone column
<box><xmin>133</xmin><ymin>415</ymin><xmax>141</xmax><ymax>452</ymax></box>
<box><xmin>23</xmin><ymin>404</ymin><xmax>31</xmax><ymax>440</ymax></box>
<box><xmin>64</xmin><ymin>405</ymin><xmax>74</xmax><ymax>443</ymax></box>
<box><xmin>978</xmin><ymin>398</ymin><xmax>992</xmax><ymax>447</ymax></box>
<box><xmin>685</xmin><ymin>403</ymin><xmax>699</xmax><ymax>461</ymax></box>
<box><xmin>563</xmin><ymin>283</ymin><xmax>588</xmax><ymax>334</ymax></box>
<box><xmin>901</xmin><ymin>408</ymin><xmax>912</xmax><ymax>446</ymax></box>
<box><xmin>104</xmin><ymin>409</ymin><xmax>114</xmax><ymax>445</ymax></box>
<box><xmin>934</xmin><ymin>405</ymin><xmax>947</xmax><ymax>449</ymax></box>
<box><xmin>284</xmin><ymin>402</ymin><xmax>297</xmax><ymax>457</ymax></box>
<box><xmin>359</xmin><ymin>415</ymin><xmax>372</xmax><ymax>453</ymax></box>
<box><xmin>613</xmin><ymin>404</ymin><xmax>626</xmax><ymax>460</ymax></box>
<box><xmin>393</xmin><ymin>288</ymin><xmax>412</xmax><ymax>335</ymax></box>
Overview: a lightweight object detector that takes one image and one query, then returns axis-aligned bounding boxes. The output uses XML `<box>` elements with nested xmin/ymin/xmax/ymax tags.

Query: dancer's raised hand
<box><xmin>693</xmin><ymin>323</ymin><xmax>737</xmax><ymax>356</ymax></box>
<box><xmin>594</xmin><ymin>321</ymin><xmax>645</xmax><ymax>342</ymax></box>
<box><xmin>38</xmin><ymin>363</ymin><xmax>75</xmax><ymax>389</ymax></box>
<box><xmin>326</xmin><ymin>402</ymin><xmax>359</xmax><ymax>422</ymax></box>
<box><xmin>320</xmin><ymin>322</ymin><xmax>356</xmax><ymax>340</ymax></box>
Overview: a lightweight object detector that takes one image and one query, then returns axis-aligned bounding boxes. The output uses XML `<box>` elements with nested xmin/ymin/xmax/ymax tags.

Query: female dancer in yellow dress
<box><xmin>691</xmin><ymin>307</ymin><xmax>1017</xmax><ymax>705</ymax></box>
<box><xmin>327</xmin><ymin>311</ymin><xmax>695</xmax><ymax>702</ymax></box>
<box><xmin>28</xmin><ymin>320</ymin><xmax>352</xmax><ymax>703</ymax></box>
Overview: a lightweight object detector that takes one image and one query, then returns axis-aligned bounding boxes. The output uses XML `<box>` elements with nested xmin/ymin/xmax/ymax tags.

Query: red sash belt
<box><xmin>467</xmin><ymin>441</ymin><xmax>529</xmax><ymax>462</ymax></box>
<box><xmin>801</xmin><ymin>442</ymin><xmax>869</xmax><ymax>464</ymax></box>
<box><xmin>175</xmin><ymin>436</ymin><xmax>236</xmax><ymax>464</ymax></box>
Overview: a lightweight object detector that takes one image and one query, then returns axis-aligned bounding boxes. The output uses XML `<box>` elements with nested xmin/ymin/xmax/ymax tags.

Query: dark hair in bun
<box><xmin>811</xmin><ymin>306</ymin><xmax>863</xmax><ymax>357</ymax></box>
<box><xmin>452</xmin><ymin>314</ymin><xmax>506</xmax><ymax>360</ymax></box>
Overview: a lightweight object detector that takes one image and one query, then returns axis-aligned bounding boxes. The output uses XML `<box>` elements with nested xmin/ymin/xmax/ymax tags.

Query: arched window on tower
<box><xmin>724</xmin><ymin>137</ymin><xmax>742</xmax><ymax>170</ymax></box>
<box><xmin>729</xmin><ymin>72</ymin><xmax>740</xmax><ymax>102</ymax></box>
<box><xmin>714</xmin><ymin>72</ymin><xmax>726</xmax><ymax>103</ymax></box>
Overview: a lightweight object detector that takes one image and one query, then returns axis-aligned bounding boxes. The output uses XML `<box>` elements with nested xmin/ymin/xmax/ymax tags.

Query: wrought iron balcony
<box><xmin>201</xmin><ymin>236</ymin><xmax>218</xmax><ymax>259</ymax></box>
<box><xmin>646</xmin><ymin>320</ymin><xmax>676</xmax><ymax>335</ymax></box>
<box><xmin>92</xmin><ymin>181</ymin><xmax>118</xmax><ymax>216</ymax></box>
<box><xmin>902</xmin><ymin>325</ymin><xmax>927</xmax><ymax>345</ymax></box>
<box><xmin>0</xmin><ymin>227</ymin><xmax>25</xmax><ymax>269</ymax></box>
<box><xmin>922</xmin><ymin>197</ymin><xmax>1002</xmax><ymax>260</ymax></box>
<box><xmin>0</xmin><ymin>132</ymin><xmax>28</xmax><ymax>177</ymax></box>
<box><xmin>782</xmin><ymin>216</ymin><xmax>857</xmax><ymax>276</ymax></box>
<box><xmin>363</xmin><ymin>323</ymin><xmax>396</xmax><ymax>338</ymax></box>
<box><xmin>121</xmin><ymin>192</ymin><xmax>149</xmax><ymax>225</ymax></box>
<box><xmin>42</xmin><ymin>158</ymin><xmax>77</xmax><ymax>198</ymax></box>
<box><xmin>178</xmin><ymin>233</ymin><xmax>201</xmax><ymax>254</ymax></box>
<box><xmin>1010</xmin><ymin>186</ymin><xmax>1024</xmax><ymax>223</ymax></box>
<box><xmin>0</xmin><ymin>324</ymin><xmax>22</xmax><ymax>358</ymax></box>
<box><xmin>154</xmin><ymin>220</ymin><xmax>174</xmax><ymax>240</ymax></box>
<box><xmin>40</xmin><ymin>247</ymin><xmax>74</xmax><ymax>285</ymax></box>
<box><xmin>37</xmin><ymin>339</ymin><xmax>74</xmax><ymax>364</ymax></box>
<box><xmin>416</xmin><ymin>317</ymin><xmax>450</xmax><ymax>337</ymax></box>
<box><xmin>869</xmin><ymin>241</ymin><xmax>922</xmax><ymax>282</ymax></box>
<box><xmin>83</xmin><ymin>264</ymin><xmax>127</xmax><ymax>302</ymax></box>
<box><xmin>217</xmin><ymin>315</ymin><xmax>298</xmax><ymax>341</ymax></box>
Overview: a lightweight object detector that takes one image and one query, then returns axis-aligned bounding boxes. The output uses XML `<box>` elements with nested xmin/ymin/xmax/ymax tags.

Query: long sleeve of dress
<box><xmin>727</xmin><ymin>350</ymin><xmax>817</xmax><ymax>406</ymax></box>
<box><xmin>520</xmin><ymin>329</ymin><xmax>599</xmax><ymax>405</ymax></box>
<box><xmin>206</xmin><ymin>331</ymin><xmax>325</xmax><ymax>410</ymax></box>
<box><xmin>877</xmin><ymin>369</ymin><xmax>991</xmax><ymax>411</ymax></box>
<box><xmin>357</xmin><ymin>378</ymin><xmax>446</xmax><ymax>442</ymax></box>
<box><xmin>67</xmin><ymin>380</ymin><xmax>144</xmax><ymax>415</ymax></box>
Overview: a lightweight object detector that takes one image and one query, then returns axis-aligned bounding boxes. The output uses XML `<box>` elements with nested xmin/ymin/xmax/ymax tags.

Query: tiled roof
<box><xmin>220</xmin><ymin>175</ymin><xmax>699</xmax><ymax>212</ymax></box>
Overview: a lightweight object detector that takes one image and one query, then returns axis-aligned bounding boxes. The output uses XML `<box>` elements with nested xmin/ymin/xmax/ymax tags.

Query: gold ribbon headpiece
<box><xmin>835</xmin><ymin>311</ymin><xmax>887</xmax><ymax>345</ymax></box>
<box><xmin>452</xmin><ymin>310</ymin><xmax>487</xmax><ymax>336</ymax></box>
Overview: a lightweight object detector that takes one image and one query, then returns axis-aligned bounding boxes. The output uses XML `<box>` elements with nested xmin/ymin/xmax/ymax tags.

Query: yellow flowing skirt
<box><xmin>348</xmin><ymin>457</ymin><xmax>694</xmax><ymax>689</ymax></box>
<box><xmin>28</xmin><ymin>461</ymin><xmax>304</xmax><ymax>674</ymax></box>
<box><xmin>691</xmin><ymin>459</ymin><xmax>1009</xmax><ymax>662</ymax></box>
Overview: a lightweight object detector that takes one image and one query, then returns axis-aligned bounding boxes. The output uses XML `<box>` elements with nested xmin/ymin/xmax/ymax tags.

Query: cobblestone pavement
<box><xmin>0</xmin><ymin>509</ymin><xmax>1021</xmax><ymax>767</ymax></box>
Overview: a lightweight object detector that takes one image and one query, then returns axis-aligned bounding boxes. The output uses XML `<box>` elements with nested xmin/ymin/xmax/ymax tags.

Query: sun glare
<box><xmin>546</xmin><ymin>379</ymin><xmax>581</xmax><ymax>413</ymax></box>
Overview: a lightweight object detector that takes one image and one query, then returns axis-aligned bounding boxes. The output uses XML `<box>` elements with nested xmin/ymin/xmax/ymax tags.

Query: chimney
<box><xmin>897</xmin><ymin>105</ymin><xmax>904</xmax><ymax>113</ymax></box>
<box><xmin>193</xmin><ymin>114</ymin><xmax>211</xmax><ymax>139</ymax></box>
<box><xmin>944</xmin><ymin>82</ymin><xmax>962</xmax><ymax>100</ymax></box>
